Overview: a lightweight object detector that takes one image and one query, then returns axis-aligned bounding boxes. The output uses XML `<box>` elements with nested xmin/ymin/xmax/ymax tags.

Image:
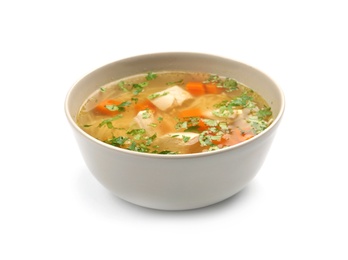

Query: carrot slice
<box><xmin>177</xmin><ymin>108</ymin><xmax>209</xmax><ymax>132</ymax></box>
<box><xmin>178</xmin><ymin>108</ymin><xmax>203</xmax><ymax>118</ymax></box>
<box><xmin>134</xmin><ymin>99</ymin><xmax>156</xmax><ymax>113</ymax></box>
<box><xmin>215</xmin><ymin>129</ymin><xmax>254</xmax><ymax>146</ymax></box>
<box><xmin>197</xmin><ymin>119</ymin><xmax>209</xmax><ymax>131</ymax></box>
<box><xmin>186</xmin><ymin>82</ymin><xmax>206</xmax><ymax>96</ymax></box>
<box><xmin>205</xmin><ymin>83</ymin><xmax>223</xmax><ymax>94</ymax></box>
<box><xmin>95</xmin><ymin>99</ymin><xmax>121</xmax><ymax>116</ymax></box>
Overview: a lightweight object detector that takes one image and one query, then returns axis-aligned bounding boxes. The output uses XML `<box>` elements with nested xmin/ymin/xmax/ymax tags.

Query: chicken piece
<box><xmin>133</xmin><ymin>110</ymin><xmax>157</xmax><ymax>135</ymax></box>
<box><xmin>233</xmin><ymin>109</ymin><xmax>253</xmax><ymax>132</ymax></box>
<box><xmin>149</xmin><ymin>86</ymin><xmax>192</xmax><ymax>111</ymax></box>
<box><xmin>157</xmin><ymin>132</ymin><xmax>201</xmax><ymax>154</ymax></box>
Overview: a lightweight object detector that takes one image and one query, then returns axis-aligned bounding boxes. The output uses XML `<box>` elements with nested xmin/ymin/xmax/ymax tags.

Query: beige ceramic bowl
<box><xmin>65</xmin><ymin>52</ymin><xmax>285</xmax><ymax>210</ymax></box>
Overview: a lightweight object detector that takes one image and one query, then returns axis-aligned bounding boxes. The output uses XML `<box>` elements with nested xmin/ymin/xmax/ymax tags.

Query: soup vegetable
<box><xmin>77</xmin><ymin>71</ymin><xmax>273</xmax><ymax>154</ymax></box>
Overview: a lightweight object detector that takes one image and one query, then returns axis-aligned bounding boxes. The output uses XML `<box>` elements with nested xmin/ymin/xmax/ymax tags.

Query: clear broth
<box><xmin>77</xmin><ymin>71</ymin><xmax>273</xmax><ymax>154</ymax></box>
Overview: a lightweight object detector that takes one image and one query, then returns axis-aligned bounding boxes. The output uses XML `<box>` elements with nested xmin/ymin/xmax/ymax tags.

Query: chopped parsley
<box><xmin>132</xmin><ymin>82</ymin><xmax>148</xmax><ymax>95</ymax></box>
<box><xmin>145</xmin><ymin>134</ymin><xmax>157</xmax><ymax>146</ymax></box>
<box><xmin>166</xmin><ymin>79</ymin><xmax>184</xmax><ymax>86</ymax></box>
<box><xmin>204</xmin><ymin>74</ymin><xmax>221</xmax><ymax>84</ymax></box>
<box><xmin>199</xmin><ymin>131</ymin><xmax>216</xmax><ymax>147</ymax></box>
<box><xmin>158</xmin><ymin>150</ymin><xmax>178</xmax><ymax>154</ymax></box>
<box><xmin>257</xmin><ymin>107</ymin><xmax>272</xmax><ymax>119</ymax></box>
<box><xmin>145</xmin><ymin>72</ymin><xmax>157</xmax><ymax>81</ymax></box>
<box><xmin>175</xmin><ymin>121</ymin><xmax>188</xmax><ymax>130</ymax></box>
<box><xmin>148</xmin><ymin>91</ymin><xmax>169</xmax><ymax>100</ymax></box>
<box><xmin>247</xmin><ymin>115</ymin><xmax>271</xmax><ymax>134</ymax></box>
<box><xmin>221</xmin><ymin>78</ymin><xmax>238</xmax><ymax>92</ymax></box>
<box><xmin>141</xmin><ymin>109</ymin><xmax>152</xmax><ymax>119</ymax></box>
<box><xmin>204</xmin><ymin>74</ymin><xmax>238</xmax><ymax>92</ymax></box>
<box><xmin>98</xmin><ymin>115</ymin><xmax>123</xmax><ymax>128</ymax></box>
<box><xmin>201</xmin><ymin>119</ymin><xmax>219</xmax><ymax>127</ymax></box>
<box><xmin>118</xmin><ymin>81</ymin><xmax>129</xmax><ymax>92</ymax></box>
<box><xmin>184</xmin><ymin>125</ymin><xmax>200</xmax><ymax>133</ymax></box>
<box><xmin>175</xmin><ymin>117</ymin><xmax>201</xmax><ymax>131</ymax></box>
<box><xmin>105</xmin><ymin>101</ymin><xmax>131</xmax><ymax>112</ymax></box>
<box><xmin>182</xmin><ymin>135</ymin><xmax>191</xmax><ymax>143</ymax></box>
<box><xmin>213</xmin><ymin>93</ymin><xmax>255</xmax><ymax>118</ymax></box>
<box><xmin>128</xmin><ymin>141</ymin><xmax>150</xmax><ymax>153</ymax></box>
<box><xmin>230</xmin><ymin>93</ymin><xmax>254</xmax><ymax>107</ymax></box>
<box><xmin>106</xmin><ymin>136</ymin><xmax>129</xmax><ymax>147</ymax></box>
<box><xmin>213</xmin><ymin>100</ymin><xmax>234</xmax><ymax>118</ymax></box>
<box><xmin>126</xmin><ymin>128</ymin><xmax>146</xmax><ymax>140</ymax></box>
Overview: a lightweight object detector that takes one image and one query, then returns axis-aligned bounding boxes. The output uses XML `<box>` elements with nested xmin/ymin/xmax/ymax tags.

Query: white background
<box><xmin>1</xmin><ymin>0</ymin><xmax>347</xmax><ymax>259</ymax></box>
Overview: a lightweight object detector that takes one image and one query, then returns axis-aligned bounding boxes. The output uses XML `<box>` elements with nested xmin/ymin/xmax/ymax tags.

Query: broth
<box><xmin>77</xmin><ymin>71</ymin><xmax>273</xmax><ymax>154</ymax></box>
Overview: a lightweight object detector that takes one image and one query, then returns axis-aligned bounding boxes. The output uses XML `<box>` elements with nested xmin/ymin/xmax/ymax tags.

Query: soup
<box><xmin>77</xmin><ymin>71</ymin><xmax>273</xmax><ymax>154</ymax></box>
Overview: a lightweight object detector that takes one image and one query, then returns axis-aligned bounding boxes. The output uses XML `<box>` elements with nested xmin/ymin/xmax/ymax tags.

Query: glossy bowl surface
<box><xmin>65</xmin><ymin>52</ymin><xmax>285</xmax><ymax>210</ymax></box>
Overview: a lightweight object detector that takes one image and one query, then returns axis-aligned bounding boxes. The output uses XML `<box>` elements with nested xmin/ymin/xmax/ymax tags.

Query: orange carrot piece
<box><xmin>213</xmin><ymin>134</ymin><xmax>239</xmax><ymax>146</ymax></box>
<box><xmin>205</xmin><ymin>83</ymin><xmax>223</xmax><ymax>94</ymax></box>
<box><xmin>178</xmin><ymin>109</ymin><xmax>208</xmax><ymax>131</ymax></box>
<box><xmin>134</xmin><ymin>99</ymin><xmax>156</xmax><ymax>113</ymax></box>
<box><xmin>197</xmin><ymin>119</ymin><xmax>209</xmax><ymax>131</ymax></box>
<box><xmin>215</xmin><ymin>129</ymin><xmax>254</xmax><ymax>146</ymax></box>
<box><xmin>186</xmin><ymin>82</ymin><xmax>206</xmax><ymax>96</ymax></box>
<box><xmin>178</xmin><ymin>108</ymin><xmax>203</xmax><ymax>118</ymax></box>
<box><xmin>95</xmin><ymin>99</ymin><xmax>121</xmax><ymax>116</ymax></box>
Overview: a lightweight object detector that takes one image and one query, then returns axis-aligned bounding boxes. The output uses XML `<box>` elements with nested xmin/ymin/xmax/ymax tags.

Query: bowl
<box><xmin>65</xmin><ymin>52</ymin><xmax>285</xmax><ymax>210</ymax></box>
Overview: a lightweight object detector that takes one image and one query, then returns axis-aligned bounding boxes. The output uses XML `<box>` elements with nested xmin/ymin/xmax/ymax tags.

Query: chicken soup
<box><xmin>77</xmin><ymin>71</ymin><xmax>273</xmax><ymax>154</ymax></box>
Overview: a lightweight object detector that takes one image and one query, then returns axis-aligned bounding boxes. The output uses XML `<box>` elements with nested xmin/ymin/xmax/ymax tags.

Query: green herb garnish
<box><xmin>182</xmin><ymin>135</ymin><xmax>191</xmax><ymax>143</ymax></box>
<box><xmin>175</xmin><ymin>121</ymin><xmax>188</xmax><ymax>130</ymax></box>
<box><xmin>221</xmin><ymin>78</ymin><xmax>238</xmax><ymax>92</ymax></box>
<box><xmin>158</xmin><ymin>150</ymin><xmax>178</xmax><ymax>154</ymax></box>
<box><xmin>132</xmin><ymin>82</ymin><xmax>148</xmax><ymax>95</ymax></box>
<box><xmin>106</xmin><ymin>136</ymin><xmax>129</xmax><ymax>147</ymax></box>
<box><xmin>145</xmin><ymin>134</ymin><xmax>157</xmax><ymax>146</ymax></box>
<box><xmin>257</xmin><ymin>107</ymin><xmax>272</xmax><ymax>119</ymax></box>
<box><xmin>98</xmin><ymin>115</ymin><xmax>123</xmax><ymax>128</ymax></box>
<box><xmin>213</xmin><ymin>100</ymin><xmax>234</xmax><ymax>117</ymax></box>
<box><xmin>166</xmin><ymin>79</ymin><xmax>184</xmax><ymax>86</ymax></box>
<box><xmin>201</xmin><ymin>119</ymin><xmax>219</xmax><ymax>127</ymax></box>
<box><xmin>145</xmin><ymin>72</ymin><xmax>157</xmax><ymax>81</ymax></box>
<box><xmin>230</xmin><ymin>93</ymin><xmax>253</xmax><ymax>107</ymax></box>
<box><xmin>127</xmin><ymin>129</ymin><xmax>146</xmax><ymax>140</ymax></box>
<box><xmin>184</xmin><ymin>125</ymin><xmax>200</xmax><ymax>133</ymax></box>
<box><xmin>204</xmin><ymin>74</ymin><xmax>221</xmax><ymax>84</ymax></box>
<box><xmin>141</xmin><ymin>109</ymin><xmax>152</xmax><ymax>119</ymax></box>
<box><xmin>105</xmin><ymin>101</ymin><xmax>131</xmax><ymax>112</ymax></box>
<box><xmin>118</xmin><ymin>81</ymin><xmax>129</xmax><ymax>92</ymax></box>
<box><xmin>204</xmin><ymin>75</ymin><xmax>238</xmax><ymax>92</ymax></box>
<box><xmin>247</xmin><ymin>115</ymin><xmax>270</xmax><ymax>134</ymax></box>
<box><xmin>148</xmin><ymin>91</ymin><xmax>169</xmax><ymax>100</ymax></box>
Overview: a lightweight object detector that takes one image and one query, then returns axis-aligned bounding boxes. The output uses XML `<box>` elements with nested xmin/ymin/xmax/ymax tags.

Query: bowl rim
<box><xmin>64</xmin><ymin>52</ymin><xmax>285</xmax><ymax>159</ymax></box>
